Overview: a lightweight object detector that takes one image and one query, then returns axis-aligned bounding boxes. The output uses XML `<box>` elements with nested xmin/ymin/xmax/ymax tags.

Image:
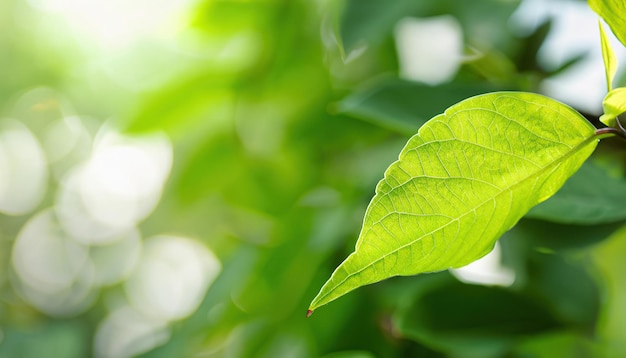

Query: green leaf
<box><xmin>338</xmin><ymin>0</ymin><xmax>417</xmax><ymax>55</ymax></box>
<box><xmin>592</xmin><ymin>224</ymin><xmax>626</xmax><ymax>354</ymax></box>
<box><xmin>123</xmin><ymin>73</ymin><xmax>235</xmax><ymax>134</ymax></box>
<box><xmin>503</xmin><ymin>218</ymin><xmax>621</xmax><ymax>253</ymax></box>
<box><xmin>527</xmin><ymin>160</ymin><xmax>626</xmax><ymax>224</ymax></box>
<box><xmin>522</xmin><ymin>252</ymin><xmax>600</xmax><ymax>329</ymax></box>
<box><xmin>309</xmin><ymin>92</ymin><xmax>598</xmax><ymax>313</ymax></box>
<box><xmin>395</xmin><ymin>283</ymin><xmax>563</xmax><ymax>357</ymax></box>
<box><xmin>338</xmin><ymin>0</ymin><xmax>520</xmax><ymax>57</ymax></box>
<box><xmin>589</xmin><ymin>0</ymin><xmax>626</xmax><ymax>48</ymax></box>
<box><xmin>599</xmin><ymin>21</ymin><xmax>618</xmax><ymax>92</ymax></box>
<box><xmin>511</xmin><ymin>332</ymin><xmax>601</xmax><ymax>358</ymax></box>
<box><xmin>321</xmin><ymin>351</ymin><xmax>376</xmax><ymax>358</ymax></box>
<box><xmin>335</xmin><ymin>78</ymin><xmax>499</xmax><ymax>135</ymax></box>
<box><xmin>600</xmin><ymin>87</ymin><xmax>626</xmax><ymax>127</ymax></box>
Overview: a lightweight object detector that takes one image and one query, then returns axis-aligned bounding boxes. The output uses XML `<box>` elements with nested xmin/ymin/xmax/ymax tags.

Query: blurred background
<box><xmin>1</xmin><ymin>0</ymin><xmax>626</xmax><ymax>356</ymax></box>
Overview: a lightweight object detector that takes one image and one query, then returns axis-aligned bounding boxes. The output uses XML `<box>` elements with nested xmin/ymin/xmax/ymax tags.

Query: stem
<box><xmin>595</xmin><ymin>117</ymin><xmax>626</xmax><ymax>140</ymax></box>
<box><xmin>595</xmin><ymin>127</ymin><xmax>624</xmax><ymax>138</ymax></box>
<box><xmin>617</xmin><ymin>116</ymin><xmax>626</xmax><ymax>133</ymax></box>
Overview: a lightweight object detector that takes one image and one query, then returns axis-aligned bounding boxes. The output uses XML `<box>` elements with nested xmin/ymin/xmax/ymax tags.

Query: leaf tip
<box><xmin>306</xmin><ymin>309</ymin><xmax>314</xmax><ymax>318</ymax></box>
<box><xmin>600</xmin><ymin>113</ymin><xmax>616</xmax><ymax>128</ymax></box>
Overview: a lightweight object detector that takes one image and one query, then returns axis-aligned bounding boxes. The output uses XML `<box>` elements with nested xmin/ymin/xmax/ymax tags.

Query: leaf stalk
<box><xmin>595</xmin><ymin>116</ymin><xmax>626</xmax><ymax>140</ymax></box>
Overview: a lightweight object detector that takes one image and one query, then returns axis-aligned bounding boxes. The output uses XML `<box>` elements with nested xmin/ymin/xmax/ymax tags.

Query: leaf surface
<box><xmin>309</xmin><ymin>92</ymin><xmax>598</xmax><ymax>312</ymax></box>
<box><xmin>589</xmin><ymin>0</ymin><xmax>626</xmax><ymax>48</ymax></box>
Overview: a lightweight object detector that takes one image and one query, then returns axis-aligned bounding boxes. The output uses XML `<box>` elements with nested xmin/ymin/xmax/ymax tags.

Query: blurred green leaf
<box><xmin>321</xmin><ymin>351</ymin><xmax>376</xmax><ymax>358</ymax></box>
<box><xmin>465</xmin><ymin>48</ymin><xmax>519</xmax><ymax>85</ymax></box>
<box><xmin>0</xmin><ymin>322</ymin><xmax>88</xmax><ymax>358</ymax></box>
<box><xmin>527</xmin><ymin>160</ymin><xmax>626</xmax><ymax>224</ymax></box>
<box><xmin>503</xmin><ymin>218</ymin><xmax>622</xmax><ymax>253</ymax></box>
<box><xmin>547</xmin><ymin>52</ymin><xmax>589</xmax><ymax>78</ymax></box>
<box><xmin>335</xmin><ymin>78</ymin><xmax>499</xmax><ymax>134</ymax></box>
<box><xmin>511</xmin><ymin>331</ymin><xmax>601</xmax><ymax>357</ymax></box>
<box><xmin>395</xmin><ymin>283</ymin><xmax>563</xmax><ymax>357</ymax></box>
<box><xmin>338</xmin><ymin>0</ymin><xmax>419</xmax><ymax>56</ymax></box>
<box><xmin>309</xmin><ymin>92</ymin><xmax>597</xmax><ymax>313</ymax></box>
<box><xmin>519</xmin><ymin>20</ymin><xmax>588</xmax><ymax>78</ymax></box>
<box><xmin>589</xmin><ymin>0</ymin><xmax>626</xmax><ymax>48</ymax></box>
<box><xmin>338</xmin><ymin>0</ymin><xmax>521</xmax><ymax>56</ymax></box>
<box><xmin>524</xmin><ymin>252</ymin><xmax>600</xmax><ymax>329</ymax></box>
<box><xmin>516</xmin><ymin>20</ymin><xmax>553</xmax><ymax>73</ymax></box>
<box><xmin>123</xmin><ymin>74</ymin><xmax>235</xmax><ymax>134</ymax></box>
<box><xmin>592</xmin><ymin>224</ymin><xmax>626</xmax><ymax>354</ymax></box>
<box><xmin>174</xmin><ymin>133</ymin><xmax>242</xmax><ymax>200</ymax></box>
<box><xmin>599</xmin><ymin>22</ymin><xmax>618</xmax><ymax>92</ymax></box>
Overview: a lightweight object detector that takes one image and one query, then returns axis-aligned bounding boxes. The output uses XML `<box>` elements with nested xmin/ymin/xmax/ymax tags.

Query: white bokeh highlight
<box><xmin>55</xmin><ymin>166</ymin><xmax>136</xmax><ymax>244</ymax></box>
<box><xmin>93</xmin><ymin>235</ymin><xmax>220</xmax><ymax>357</ymax></box>
<box><xmin>125</xmin><ymin>235</ymin><xmax>221</xmax><ymax>322</ymax></box>
<box><xmin>0</xmin><ymin>119</ymin><xmax>48</xmax><ymax>215</ymax></box>
<box><xmin>55</xmin><ymin>129</ymin><xmax>172</xmax><ymax>244</ymax></box>
<box><xmin>94</xmin><ymin>304</ymin><xmax>170</xmax><ymax>358</ymax></box>
<box><xmin>81</xmin><ymin>130</ymin><xmax>172</xmax><ymax>226</ymax></box>
<box><xmin>89</xmin><ymin>229</ymin><xmax>142</xmax><ymax>286</ymax></box>
<box><xmin>43</xmin><ymin>115</ymin><xmax>94</xmax><ymax>180</ymax></box>
<box><xmin>11</xmin><ymin>209</ymin><xmax>97</xmax><ymax>316</ymax></box>
<box><xmin>395</xmin><ymin>16</ymin><xmax>464</xmax><ymax>85</ymax></box>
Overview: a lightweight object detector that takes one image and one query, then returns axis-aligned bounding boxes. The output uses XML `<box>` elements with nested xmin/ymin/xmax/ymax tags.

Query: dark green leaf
<box><xmin>395</xmin><ymin>283</ymin><xmax>563</xmax><ymax>357</ymax></box>
<box><xmin>527</xmin><ymin>160</ymin><xmax>626</xmax><ymax>224</ymax></box>
<box><xmin>335</xmin><ymin>78</ymin><xmax>500</xmax><ymax>134</ymax></box>
<box><xmin>338</xmin><ymin>0</ymin><xmax>521</xmax><ymax>55</ymax></box>
<box><xmin>503</xmin><ymin>218</ymin><xmax>622</xmax><ymax>253</ymax></box>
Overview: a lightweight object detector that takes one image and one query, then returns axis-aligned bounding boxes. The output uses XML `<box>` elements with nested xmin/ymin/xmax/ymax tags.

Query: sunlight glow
<box><xmin>27</xmin><ymin>0</ymin><xmax>196</xmax><ymax>50</ymax></box>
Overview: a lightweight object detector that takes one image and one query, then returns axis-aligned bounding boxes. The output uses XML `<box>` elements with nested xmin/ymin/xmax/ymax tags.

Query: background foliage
<box><xmin>1</xmin><ymin>0</ymin><xmax>626</xmax><ymax>357</ymax></box>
